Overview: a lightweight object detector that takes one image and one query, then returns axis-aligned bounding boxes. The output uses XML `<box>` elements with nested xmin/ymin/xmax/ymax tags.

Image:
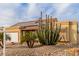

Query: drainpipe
<box><xmin>69</xmin><ymin>22</ymin><xmax>71</xmax><ymax>45</ymax></box>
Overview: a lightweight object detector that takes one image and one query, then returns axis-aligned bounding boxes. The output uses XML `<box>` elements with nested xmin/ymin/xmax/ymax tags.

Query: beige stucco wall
<box><xmin>56</xmin><ymin>21</ymin><xmax>70</xmax><ymax>42</ymax></box>
<box><xmin>5</xmin><ymin>26</ymin><xmax>21</xmax><ymax>43</ymax></box>
<box><xmin>69</xmin><ymin>21</ymin><xmax>78</xmax><ymax>44</ymax></box>
<box><xmin>5</xmin><ymin>26</ymin><xmax>20</xmax><ymax>32</ymax></box>
<box><xmin>56</xmin><ymin>21</ymin><xmax>78</xmax><ymax>44</ymax></box>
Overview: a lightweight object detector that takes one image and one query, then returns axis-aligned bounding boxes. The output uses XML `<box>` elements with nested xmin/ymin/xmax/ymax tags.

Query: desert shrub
<box><xmin>20</xmin><ymin>31</ymin><xmax>37</xmax><ymax>48</ymax></box>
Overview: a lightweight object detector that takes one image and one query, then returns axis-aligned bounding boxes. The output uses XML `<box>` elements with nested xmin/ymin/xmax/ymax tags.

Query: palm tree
<box><xmin>20</xmin><ymin>31</ymin><xmax>37</xmax><ymax>48</ymax></box>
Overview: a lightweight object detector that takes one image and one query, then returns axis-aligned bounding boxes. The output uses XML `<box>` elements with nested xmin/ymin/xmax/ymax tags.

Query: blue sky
<box><xmin>0</xmin><ymin>3</ymin><xmax>79</xmax><ymax>27</ymax></box>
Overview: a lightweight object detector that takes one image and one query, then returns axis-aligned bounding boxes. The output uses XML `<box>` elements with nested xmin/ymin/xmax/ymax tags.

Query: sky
<box><xmin>0</xmin><ymin>3</ymin><xmax>79</xmax><ymax>27</ymax></box>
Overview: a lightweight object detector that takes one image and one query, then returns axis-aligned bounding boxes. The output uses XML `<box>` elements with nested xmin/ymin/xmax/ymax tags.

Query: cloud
<box><xmin>27</xmin><ymin>3</ymin><xmax>38</xmax><ymax>16</ymax></box>
<box><xmin>53</xmin><ymin>3</ymin><xmax>71</xmax><ymax>15</ymax></box>
<box><xmin>0</xmin><ymin>3</ymin><xmax>20</xmax><ymax>26</ymax></box>
<box><xmin>27</xmin><ymin>4</ymin><xmax>40</xmax><ymax>18</ymax></box>
<box><xmin>36</xmin><ymin>3</ymin><xmax>71</xmax><ymax>19</ymax></box>
<box><xmin>0</xmin><ymin>3</ymin><xmax>78</xmax><ymax>27</ymax></box>
<box><xmin>0</xmin><ymin>9</ymin><xmax>14</xmax><ymax>26</ymax></box>
<box><xmin>0</xmin><ymin>9</ymin><xmax>14</xmax><ymax>20</ymax></box>
<box><xmin>23</xmin><ymin>3</ymin><xmax>72</xmax><ymax>21</ymax></box>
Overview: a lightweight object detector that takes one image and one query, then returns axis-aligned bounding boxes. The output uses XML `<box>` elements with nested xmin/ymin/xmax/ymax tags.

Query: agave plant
<box><xmin>37</xmin><ymin>13</ymin><xmax>61</xmax><ymax>45</ymax></box>
<box><xmin>20</xmin><ymin>31</ymin><xmax>37</xmax><ymax>48</ymax></box>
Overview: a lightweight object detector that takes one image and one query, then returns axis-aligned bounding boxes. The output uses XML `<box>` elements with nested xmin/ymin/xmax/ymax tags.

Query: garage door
<box><xmin>6</xmin><ymin>32</ymin><xmax>18</xmax><ymax>43</ymax></box>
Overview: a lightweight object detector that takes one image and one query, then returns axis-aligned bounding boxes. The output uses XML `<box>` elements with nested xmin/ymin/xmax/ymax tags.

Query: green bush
<box><xmin>20</xmin><ymin>31</ymin><xmax>37</xmax><ymax>48</ymax></box>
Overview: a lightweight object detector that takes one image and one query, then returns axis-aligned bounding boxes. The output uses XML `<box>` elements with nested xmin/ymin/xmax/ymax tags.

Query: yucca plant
<box><xmin>0</xmin><ymin>33</ymin><xmax>11</xmax><ymax>48</ymax></box>
<box><xmin>37</xmin><ymin>13</ymin><xmax>61</xmax><ymax>45</ymax></box>
<box><xmin>0</xmin><ymin>33</ymin><xmax>3</xmax><ymax>48</ymax></box>
<box><xmin>20</xmin><ymin>31</ymin><xmax>37</xmax><ymax>48</ymax></box>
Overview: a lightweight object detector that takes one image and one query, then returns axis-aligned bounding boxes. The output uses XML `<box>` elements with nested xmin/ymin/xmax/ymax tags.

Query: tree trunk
<box><xmin>26</xmin><ymin>41</ymin><xmax>30</xmax><ymax>48</ymax></box>
<box><xmin>30</xmin><ymin>40</ymin><xmax>34</xmax><ymax>48</ymax></box>
<box><xmin>0</xmin><ymin>43</ymin><xmax>3</xmax><ymax>48</ymax></box>
<box><xmin>26</xmin><ymin>40</ymin><xmax>34</xmax><ymax>48</ymax></box>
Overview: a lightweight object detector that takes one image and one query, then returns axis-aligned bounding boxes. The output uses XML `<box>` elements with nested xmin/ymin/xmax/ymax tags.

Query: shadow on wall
<box><xmin>78</xmin><ymin>32</ymin><xmax>79</xmax><ymax>44</ymax></box>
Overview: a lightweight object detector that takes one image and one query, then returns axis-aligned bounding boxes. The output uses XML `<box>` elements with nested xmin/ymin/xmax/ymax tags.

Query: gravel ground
<box><xmin>5</xmin><ymin>43</ymin><xmax>79</xmax><ymax>56</ymax></box>
<box><xmin>0</xmin><ymin>48</ymin><xmax>3</xmax><ymax>56</ymax></box>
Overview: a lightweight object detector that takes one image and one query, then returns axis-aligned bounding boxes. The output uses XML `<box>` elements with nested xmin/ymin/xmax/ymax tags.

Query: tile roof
<box><xmin>11</xmin><ymin>18</ymin><xmax>57</xmax><ymax>27</ymax></box>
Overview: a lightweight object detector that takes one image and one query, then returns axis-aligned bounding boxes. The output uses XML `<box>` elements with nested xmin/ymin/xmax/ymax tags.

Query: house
<box><xmin>5</xmin><ymin>18</ymin><xmax>78</xmax><ymax>45</ymax></box>
<box><xmin>5</xmin><ymin>18</ymin><xmax>57</xmax><ymax>43</ymax></box>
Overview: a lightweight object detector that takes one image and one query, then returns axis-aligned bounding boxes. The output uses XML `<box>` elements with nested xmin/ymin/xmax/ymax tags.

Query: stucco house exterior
<box><xmin>5</xmin><ymin>18</ymin><xmax>78</xmax><ymax>45</ymax></box>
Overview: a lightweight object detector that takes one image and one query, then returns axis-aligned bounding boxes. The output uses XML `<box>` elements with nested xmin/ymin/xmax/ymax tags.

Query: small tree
<box><xmin>20</xmin><ymin>31</ymin><xmax>37</xmax><ymax>48</ymax></box>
